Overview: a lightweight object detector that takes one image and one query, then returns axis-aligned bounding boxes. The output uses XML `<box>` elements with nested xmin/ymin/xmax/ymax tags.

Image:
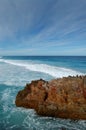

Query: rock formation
<box><xmin>15</xmin><ymin>76</ymin><xmax>86</xmax><ymax>120</ymax></box>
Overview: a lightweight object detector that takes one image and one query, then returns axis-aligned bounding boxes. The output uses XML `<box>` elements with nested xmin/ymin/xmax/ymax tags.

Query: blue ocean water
<box><xmin>0</xmin><ymin>56</ymin><xmax>86</xmax><ymax>130</ymax></box>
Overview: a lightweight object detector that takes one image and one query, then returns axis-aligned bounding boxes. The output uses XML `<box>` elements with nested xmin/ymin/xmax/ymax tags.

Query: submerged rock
<box><xmin>15</xmin><ymin>76</ymin><xmax>86</xmax><ymax>120</ymax></box>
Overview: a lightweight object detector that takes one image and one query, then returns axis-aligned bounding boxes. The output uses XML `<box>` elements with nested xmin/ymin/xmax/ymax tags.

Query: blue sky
<box><xmin>0</xmin><ymin>0</ymin><xmax>86</xmax><ymax>55</ymax></box>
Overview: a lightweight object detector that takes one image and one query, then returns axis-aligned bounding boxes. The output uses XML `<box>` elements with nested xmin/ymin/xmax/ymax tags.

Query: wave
<box><xmin>0</xmin><ymin>59</ymin><xmax>84</xmax><ymax>78</ymax></box>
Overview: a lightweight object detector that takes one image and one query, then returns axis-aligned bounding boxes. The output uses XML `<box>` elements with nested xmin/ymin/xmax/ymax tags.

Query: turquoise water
<box><xmin>0</xmin><ymin>56</ymin><xmax>86</xmax><ymax>130</ymax></box>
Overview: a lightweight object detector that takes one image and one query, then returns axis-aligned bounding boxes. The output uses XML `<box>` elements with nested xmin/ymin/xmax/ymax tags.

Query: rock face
<box><xmin>15</xmin><ymin>76</ymin><xmax>86</xmax><ymax>120</ymax></box>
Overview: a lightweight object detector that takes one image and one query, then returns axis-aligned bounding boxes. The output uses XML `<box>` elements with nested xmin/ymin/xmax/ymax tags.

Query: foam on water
<box><xmin>0</xmin><ymin>59</ymin><xmax>84</xmax><ymax>78</ymax></box>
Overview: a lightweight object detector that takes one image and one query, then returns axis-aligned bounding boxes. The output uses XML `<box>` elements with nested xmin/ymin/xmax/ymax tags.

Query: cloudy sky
<box><xmin>0</xmin><ymin>0</ymin><xmax>86</xmax><ymax>55</ymax></box>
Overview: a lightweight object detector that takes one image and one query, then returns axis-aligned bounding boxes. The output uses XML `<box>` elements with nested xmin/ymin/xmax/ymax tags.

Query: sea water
<box><xmin>0</xmin><ymin>56</ymin><xmax>86</xmax><ymax>130</ymax></box>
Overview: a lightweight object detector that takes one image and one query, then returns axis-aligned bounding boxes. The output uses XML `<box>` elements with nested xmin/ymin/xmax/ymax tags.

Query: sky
<box><xmin>0</xmin><ymin>0</ymin><xmax>86</xmax><ymax>56</ymax></box>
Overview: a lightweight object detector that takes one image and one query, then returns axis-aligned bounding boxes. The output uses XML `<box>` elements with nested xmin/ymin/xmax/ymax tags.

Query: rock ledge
<box><xmin>15</xmin><ymin>76</ymin><xmax>86</xmax><ymax>120</ymax></box>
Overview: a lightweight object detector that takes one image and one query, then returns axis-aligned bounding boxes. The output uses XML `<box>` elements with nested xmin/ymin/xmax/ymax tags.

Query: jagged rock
<box><xmin>15</xmin><ymin>76</ymin><xmax>86</xmax><ymax>120</ymax></box>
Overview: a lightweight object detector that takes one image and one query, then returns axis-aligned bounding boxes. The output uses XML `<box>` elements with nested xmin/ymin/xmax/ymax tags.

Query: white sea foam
<box><xmin>1</xmin><ymin>88</ymin><xmax>11</xmax><ymax>101</ymax></box>
<box><xmin>0</xmin><ymin>59</ymin><xmax>84</xmax><ymax>78</ymax></box>
<box><xmin>0</xmin><ymin>59</ymin><xmax>2</xmax><ymax>61</ymax></box>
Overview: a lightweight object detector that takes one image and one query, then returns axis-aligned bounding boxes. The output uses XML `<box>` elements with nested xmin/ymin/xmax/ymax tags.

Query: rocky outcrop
<box><xmin>15</xmin><ymin>76</ymin><xmax>86</xmax><ymax>120</ymax></box>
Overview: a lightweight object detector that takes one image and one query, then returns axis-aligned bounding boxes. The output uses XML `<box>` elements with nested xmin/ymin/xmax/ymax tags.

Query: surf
<box><xmin>0</xmin><ymin>59</ymin><xmax>84</xmax><ymax>78</ymax></box>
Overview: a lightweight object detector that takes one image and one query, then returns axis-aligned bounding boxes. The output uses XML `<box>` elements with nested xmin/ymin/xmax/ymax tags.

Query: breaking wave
<box><xmin>0</xmin><ymin>59</ymin><xmax>84</xmax><ymax>78</ymax></box>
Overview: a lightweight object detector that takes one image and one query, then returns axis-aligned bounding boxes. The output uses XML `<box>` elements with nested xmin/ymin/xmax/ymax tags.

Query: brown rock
<box><xmin>15</xmin><ymin>76</ymin><xmax>86</xmax><ymax>120</ymax></box>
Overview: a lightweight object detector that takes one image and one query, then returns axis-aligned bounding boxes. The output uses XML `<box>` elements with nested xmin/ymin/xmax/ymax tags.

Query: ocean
<box><xmin>0</xmin><ymin>56</ymin><xmax>86</xmax><ymax>130</ymax></box>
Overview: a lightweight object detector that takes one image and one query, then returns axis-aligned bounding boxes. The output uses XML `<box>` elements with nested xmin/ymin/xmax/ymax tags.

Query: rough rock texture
<box><xmin>15</xmin><ymin>76</ymin><xmax>86</xmax><ymax>120</ymax></box>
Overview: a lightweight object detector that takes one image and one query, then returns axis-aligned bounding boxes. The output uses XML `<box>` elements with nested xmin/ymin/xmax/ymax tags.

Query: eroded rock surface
<box><xmin>15</xmin><ymin>76</ymin><xmax>86</xmax><ymax>120</ymax></box>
